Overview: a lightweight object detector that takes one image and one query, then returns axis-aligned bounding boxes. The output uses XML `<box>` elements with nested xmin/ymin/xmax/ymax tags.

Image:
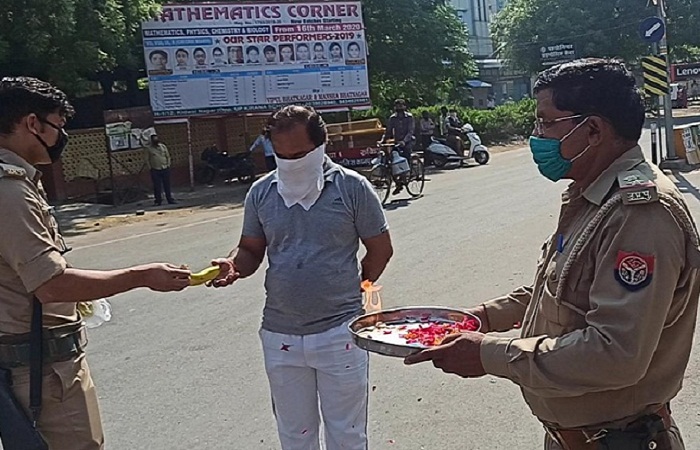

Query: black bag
<box><xmin>0</xmin><ymin>297</ymin><xmax>48</xmax><ymax>450</ymax></box>
<box><xmin>598</xmin><ymin>414</ymin><xmax>668</xmax><ymax>450</ymax></box>
<box><xmin>0</xmin><ymin>368</ymin><xmax>48</xmax><ymax>450</ymax></box>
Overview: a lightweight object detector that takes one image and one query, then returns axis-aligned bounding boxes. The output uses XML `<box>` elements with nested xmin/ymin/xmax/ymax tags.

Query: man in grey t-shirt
<box><xmin>211</xmin><ymin>105</ymin><xmax>393</xmax><ymax>450</ymax></box>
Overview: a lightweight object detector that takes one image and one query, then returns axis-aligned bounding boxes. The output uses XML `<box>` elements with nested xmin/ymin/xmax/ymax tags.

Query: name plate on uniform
<box><xmin>617</xmin><ymin>170</ymin><xmax>659</xmax><ymax>205</ymax></box>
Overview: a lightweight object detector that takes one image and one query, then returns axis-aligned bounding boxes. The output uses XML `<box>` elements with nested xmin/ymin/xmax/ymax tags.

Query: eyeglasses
<box><xmin>533</xmin><ymin>114</ymin><xmax>584</xmax><ymax>136</ymax></box>
<box><xmin>40</xmin><ymin>119</ymin><xmax>65</xmax><ymax>132</ymax></box>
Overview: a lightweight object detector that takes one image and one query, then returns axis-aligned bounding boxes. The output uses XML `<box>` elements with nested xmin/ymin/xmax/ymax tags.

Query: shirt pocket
<box><xmin>540</xmin><ymin>258</ymin><xmax>587</xmax><ymax>329</ymax></box>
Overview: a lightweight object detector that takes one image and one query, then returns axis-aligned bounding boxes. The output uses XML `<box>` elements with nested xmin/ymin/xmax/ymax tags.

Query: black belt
<box><xmin>0</xmin><ymin>324</ymin><xmax>87</xmax><ymax>368</ymax></box>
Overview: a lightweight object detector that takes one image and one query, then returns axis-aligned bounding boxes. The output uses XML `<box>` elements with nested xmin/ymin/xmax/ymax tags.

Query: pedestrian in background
<box><xmin>249</xmin><ymin>127</ymin><xmax>276</xmax><ymax>171</ymax></box>
<box><xmin>145</xmin><ymin>134</ymin><xmax>176</xmax><ymax>206</ymax></box>
<box><xmin>419</xmin><ymin>111</ymin><xmax>435</xmax><ymax>165</ymax></box>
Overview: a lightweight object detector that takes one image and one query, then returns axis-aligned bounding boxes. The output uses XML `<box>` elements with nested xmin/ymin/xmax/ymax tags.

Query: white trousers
<box><xmin>259</xmin><ymin>321</ymin><xmax>369</xmax><ymax>450</ymax></box>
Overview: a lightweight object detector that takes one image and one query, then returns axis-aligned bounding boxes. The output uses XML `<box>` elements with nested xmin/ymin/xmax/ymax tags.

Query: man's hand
<box><xmin>403</xmin><ymin>331</ymin><xmax>486</xmax><ymax>378</ymax></box>
<box><xmin>465</xmin><ymin>305</ymin><xmax>490</xmax><ymax>333</ymax></box>
<box><xmin>142</xmin><ymin>263</ymin><xmax>191</xmax><ymax>292</ymax></box>
<box><xmin>210</xmin><ymin>258</ymin><xmax>241</xmax><ymax>288</ymax></box>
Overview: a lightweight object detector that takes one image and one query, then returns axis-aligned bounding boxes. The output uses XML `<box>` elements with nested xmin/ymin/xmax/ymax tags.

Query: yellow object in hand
<box><xmin>78</xmin><ymin>302</ymin><xmax>95</xmax><ymax>318</ymax></box>
<box><xmin>189</xmin><ymin>266</ymin><xmax>221</xmax><ymax>286</ymax></box>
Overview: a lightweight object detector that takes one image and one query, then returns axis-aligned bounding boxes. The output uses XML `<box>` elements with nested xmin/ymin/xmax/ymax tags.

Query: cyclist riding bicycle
<box><xmin>380</xmin><ymin>99</ymin><xmax>415</xmax><ymax>194</ymax></box>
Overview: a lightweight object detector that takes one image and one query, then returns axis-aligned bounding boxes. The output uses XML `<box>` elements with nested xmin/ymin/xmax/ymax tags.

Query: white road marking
<box><xmin>70</xmin><ymin>211</ymin><xmax>244</xmax><ymax>251</ymax></box>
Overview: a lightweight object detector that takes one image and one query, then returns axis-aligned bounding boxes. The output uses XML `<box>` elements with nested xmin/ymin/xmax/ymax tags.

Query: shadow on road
<box><xmin>383</xmin><ymin>195</ymin><xmax>423</xmax><ymax>211</ymax></box>
<box><xmin>673</xmin><ymin>172</ymin><xmax>700</xmax><ymax>204</ymax></box>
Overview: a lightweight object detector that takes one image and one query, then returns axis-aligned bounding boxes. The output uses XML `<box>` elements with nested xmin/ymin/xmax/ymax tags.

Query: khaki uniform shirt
<box><xmin>0</xmin><ymin>148</ymin><xmax>75</xmax><ymax>335</ymax></box>
<box><xmin>480</xmin><ymin>146</ymin><xmax>700</xmax><ymax>429</ymax></box>
<box><xmin>145</xmin><ymin>143</ymin><xmax>171</xmax><ymax>170</ymax></box>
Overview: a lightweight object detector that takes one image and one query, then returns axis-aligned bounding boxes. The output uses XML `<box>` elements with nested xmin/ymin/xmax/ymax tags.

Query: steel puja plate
<box><xmin>348</xmin><ymin>307</ymin><xmax>481</xmax><ymax>358</ymax></box>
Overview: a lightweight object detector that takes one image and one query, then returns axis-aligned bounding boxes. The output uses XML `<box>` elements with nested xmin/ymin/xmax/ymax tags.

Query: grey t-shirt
<box><xmin>242</xmin><ymin>158</ymin><xmax>389</xmax><ymax>335</ymax></box>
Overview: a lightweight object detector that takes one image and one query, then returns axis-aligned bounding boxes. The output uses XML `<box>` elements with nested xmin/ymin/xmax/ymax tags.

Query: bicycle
<box><xmin>367</xmin><ymin>143</ymin><xmax>425</xmax><ymax>205</ymax></box>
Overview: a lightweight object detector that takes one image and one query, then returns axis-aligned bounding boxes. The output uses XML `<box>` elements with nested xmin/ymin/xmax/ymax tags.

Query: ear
<box><xmin>586</xmin><ymin>116</ymin><xmax>605</xmax><ymax>147</ymax></box>
<box><xmin>25</xmin><ymin>113</ymin><xmax>41</xmax><ymax>135</ymax></box>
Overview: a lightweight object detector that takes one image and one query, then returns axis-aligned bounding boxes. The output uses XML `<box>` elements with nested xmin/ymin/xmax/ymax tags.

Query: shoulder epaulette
<box><xmin>0</xmin><ymin>163</ymin><xmax>27</xmax><ymax>179</ymax></box>
<box><xmin>617</xmin><ymin>169</ymin><xmax>659</xmax><ymax>205</ymax></box>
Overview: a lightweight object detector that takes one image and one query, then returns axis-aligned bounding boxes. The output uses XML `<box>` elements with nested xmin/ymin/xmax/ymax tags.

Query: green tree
<box><xmin>0</xmin><ymin>0</ymin><xmax>160</xmax><ymax>95</ymax></box>
<box><xmin>492</xmin><ymin>0</ymin><xmax>699</xmax><ymax>73</ymax></box>
<box><xmin>362</xmin><ymin>0</ymin><xmax>476</xmax><ymax>110</ymax></box>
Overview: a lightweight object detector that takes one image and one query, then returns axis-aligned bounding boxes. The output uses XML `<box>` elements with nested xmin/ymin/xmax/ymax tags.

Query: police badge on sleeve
<box><xmin>614</xmin><ymin>251</ymin><xmax>655</xmax><ymax>291</ymax></box>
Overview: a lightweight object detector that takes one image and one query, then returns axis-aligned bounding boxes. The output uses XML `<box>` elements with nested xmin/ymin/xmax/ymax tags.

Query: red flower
<box><xmin>400</xmin><ymin>318</ymin><xmax>479</xmax><ymax>347</ymax></box>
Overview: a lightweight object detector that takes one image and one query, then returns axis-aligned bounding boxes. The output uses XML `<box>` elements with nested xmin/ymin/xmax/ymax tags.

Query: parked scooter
<box><xmin>195</xmin><ymin>145</ymin><xmax>257</xmax><ymax>184</ymax></box>
<box><xmin>425</xmin><ymin>124</ymin><xmax>490</xmax><ymax>168</ymax></box>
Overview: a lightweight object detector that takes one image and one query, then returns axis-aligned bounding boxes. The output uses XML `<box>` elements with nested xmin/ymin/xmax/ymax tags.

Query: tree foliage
<box><xmin>492</xmin><ymin>0</ymin><xmax>700</xmax><ymax>73</ymax></box>
<box><xmin>0</xmin><ymin>0</ymin><xmax>160</xmax><ymax>95</ymax></box>
<box><xmin>361</xmin><ymin>0</ymin><xmax>476</xmax><ymax>110</ymax></box>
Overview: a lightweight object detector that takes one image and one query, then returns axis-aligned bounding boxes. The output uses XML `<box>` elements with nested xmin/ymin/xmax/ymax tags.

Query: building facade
<box><xmin>449</xmin><ymin>0</ymin><xmax>532</xmax><ymax>106</ymax></box>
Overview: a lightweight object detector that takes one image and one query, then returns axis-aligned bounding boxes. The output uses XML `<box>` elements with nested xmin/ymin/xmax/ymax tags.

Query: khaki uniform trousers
<box><xmin>10</xmin><ymin>353</ymin><xmax>104</xmax><ymax>450</ymax></box>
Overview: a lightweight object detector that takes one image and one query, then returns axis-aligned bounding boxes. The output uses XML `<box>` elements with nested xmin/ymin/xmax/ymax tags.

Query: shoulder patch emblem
<box><xmin>614</xmin><ymin>251</ymin><xmax>654</xmax><ymax>291</ymax></box>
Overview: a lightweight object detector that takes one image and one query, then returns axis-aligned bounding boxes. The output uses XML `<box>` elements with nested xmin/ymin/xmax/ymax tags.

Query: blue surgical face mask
<box><xmin>529</xmin><ymin>118</ymin><xmax>591</xmax><ymax>182</ymax></box>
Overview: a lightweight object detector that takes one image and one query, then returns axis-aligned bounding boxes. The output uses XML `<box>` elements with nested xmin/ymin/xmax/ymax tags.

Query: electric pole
<box><xmin>656</xmin><ymin>0</ymin><xmax>676</xmax><ymax>160</ymax></box>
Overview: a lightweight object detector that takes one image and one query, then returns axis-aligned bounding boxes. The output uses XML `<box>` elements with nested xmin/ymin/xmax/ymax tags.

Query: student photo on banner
<box><xmin>279</xmin><ymin>44</ymin><xmax>295</xmax><ymax>64</ymax></box>
<box><xmin>346</xmin><ymin>41</ymin><xmax>365</xmax><ymax>64</ymax></box>
<box><xmin>193</xmin><ymin>47</ymin><xmax>207</xmax><ymax>67</ymax></box>
<box><xmin>329</xmin><ymin>42</ymin><xmax>343</xmax><ymax>63</ymax></box>
<box><xmin>228</xmin><ymin>46</ymin><xmax>244</xmax><ymax>64</ymax></box>
<box><xmin>263</xmin><ymin>45</ymin><xmax>278</xmax><ymax>64</ymax></box>
<box><xmin>313</xmin><ymin>42</ymin><xmax>327</xmax><ymax>62</ymax></box>
<box><xmin>296</xmin><ymin>43</ymin><xmax>311</xmax><ymax>62</ymax></box>
<box><xmin>246</xmin><ymin>45</ymin><xmax>261</xmax><ymax>64</ymax></box>
<box><xmin>212</xmin><ymin>47</ymin><xmax>227</xmax><ymax>66</ymax></box>
<box><xmin>148</xmin><ymin>49</ymin><xmax>172</xmax><ymax>74</ymax></box>
<box><xmin>175</xmin><ymin>48</ymin><xmax>189</xmax><ymax>70</ymax></box>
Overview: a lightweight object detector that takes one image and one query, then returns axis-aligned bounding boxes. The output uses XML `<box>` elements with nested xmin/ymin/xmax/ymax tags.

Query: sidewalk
<box><xmin>54</xmin><ymin>181</ymin><xmax>251</xmax><ymax>236</ymax></box>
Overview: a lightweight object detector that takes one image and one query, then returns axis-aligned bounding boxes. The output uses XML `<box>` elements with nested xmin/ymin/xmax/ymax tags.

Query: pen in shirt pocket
<box><xmin>556</xmin><ymin>234</ymin><xmax>565</xmax><ymax>253</ymax></box>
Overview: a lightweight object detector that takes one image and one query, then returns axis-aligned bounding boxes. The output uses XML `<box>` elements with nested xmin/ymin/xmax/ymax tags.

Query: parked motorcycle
<box><xmin>195</xmin><ymin>146</ymin><xmax>256</xmax><ymax>184</ymax></box>
<box><xmin>425</xmin><ymin>124</ymin><xmax>490</xmax><ymax>168</ymax></box>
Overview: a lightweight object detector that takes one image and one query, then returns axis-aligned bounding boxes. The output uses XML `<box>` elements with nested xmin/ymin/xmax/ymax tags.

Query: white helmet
<box><xmin>462</xmin><ymin>123</ymin><xmax>474</xmax><ymax>133</ymax></box>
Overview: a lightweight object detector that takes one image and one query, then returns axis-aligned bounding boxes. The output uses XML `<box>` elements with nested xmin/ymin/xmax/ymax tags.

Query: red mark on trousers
<box><xmin>345</xmin><ymin>343</ymin><xmax>351</xmax><ymax>350</ymax></box>
<box><xmin>301</xmin><ymin>429</ymin><xmax>308</xmax><ymax>435</ymax></box>
<box><xmin>280</xmin><ymin>343</ymin><xmax>292</xmax><ymax>352</ymax></box>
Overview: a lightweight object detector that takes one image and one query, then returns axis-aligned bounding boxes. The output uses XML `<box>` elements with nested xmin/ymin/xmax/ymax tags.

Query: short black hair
<box><xmin>267</xmin><ymin>105</ymin><xmax>327</xmax><ymax>147</ymax></box>
<box><xmin>213</xmin><ymin>47</ymin><xmax>223</xmax><ymax>55</ymax></box>
<box><xmin>194</xmin><ymin>47</ymin><xmax>205</xmax><ymax>55</ymax></box>
<box><xmin>394</xmin><ymin>98</ymin><xmax>406</xmax><ymax>106</ymax></box>
<box><xmin>176</xmin><ymin>48</ymin><xmax>188</xmax><ymax>55</ymax></box>
<box><xmin>533</xmin><ymin>58</ymin><xmax>645</xmax><ymax>141</ymax></box>
<box><xmin>247</xmin><ymin>46</ymin><xmax>259</xmax><ymax>55</ymax></box>
<box><xmin>296</xmin><ymin>43</ymin><xmax>309</xmax><ymax>50</ymax></box>
<box><xmin>149</xmin><ymin>50</ymin><xmax>168</xmax><ymax>61</ymax></box>
<box><xmin>264</xmin><ymin>45</ymin><xmax>276</xmax><ymax>53</ymax></box>
<box><xmin>0</xmin><ymin>77</ymin><xmax>74</xmax><ymax>134</ymax></box>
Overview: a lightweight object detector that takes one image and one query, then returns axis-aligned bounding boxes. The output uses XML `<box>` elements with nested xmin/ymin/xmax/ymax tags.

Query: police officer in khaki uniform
<box><xmin>405</xmin><ymin>59</ymin><xmax>700</xmax><ymax>450</ymax></box>
<box><xmin>0</xmin><ymin>77</ymin><xmax>192</xmax><ymax>449</ymax></box>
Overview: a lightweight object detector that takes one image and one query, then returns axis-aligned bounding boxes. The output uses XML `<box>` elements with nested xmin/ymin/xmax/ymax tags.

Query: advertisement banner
<box><xmin>671</xmin><ymin>62</ymin><xmax>700</xmax><ymax>82</ymax></box>
<box><xmin>142</xmin><ymin>1</ymin><xmax>371</xmax><ymax>117</ymax></box>
<box><xmin>103</xmin><ymin>107</ymin><xmax>155</xmax><ymax>152</ymax></box>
